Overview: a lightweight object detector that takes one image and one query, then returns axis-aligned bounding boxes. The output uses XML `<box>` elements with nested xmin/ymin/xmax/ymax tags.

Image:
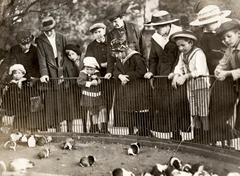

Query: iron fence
<box><xmin>0</xmin><ymin>76</ymin><xmax>240</xmax><ymax>150</ymax></box>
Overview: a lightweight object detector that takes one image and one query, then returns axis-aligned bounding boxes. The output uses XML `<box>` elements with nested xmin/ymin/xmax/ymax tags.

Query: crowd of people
<box><xmin>1</xmin><ymin>0</ymin><xmax>240</xmax><ymax>147</ymax></box>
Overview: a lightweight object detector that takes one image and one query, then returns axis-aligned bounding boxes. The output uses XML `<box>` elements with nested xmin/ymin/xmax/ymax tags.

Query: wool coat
<box><xmin>113</xmin><ymin>51</ymin><xmax>149</xmax><ymax>112</ymax></box>
<box><xmin>9</xmin><ymin>45</ymin><xmax>40</xmax><ymax>78</ymax></box>
<box><xmin>36</xmin><ymin>32</ymin><xmax>67</xmax><ymax>78</ymax></box>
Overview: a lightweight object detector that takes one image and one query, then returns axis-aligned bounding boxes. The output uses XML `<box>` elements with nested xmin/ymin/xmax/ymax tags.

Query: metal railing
<box><xmin>0</xmin><ymin>76</ymin><xmax>239</xmax><ymax>150</ymax></box>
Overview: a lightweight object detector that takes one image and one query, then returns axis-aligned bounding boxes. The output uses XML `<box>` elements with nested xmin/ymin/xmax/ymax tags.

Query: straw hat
<box><xmin>170</xmin><ymin>30</ymin><xmax>198</xmax><ymax>41</ymax></box>
<box><xmin>190</xmin><ymin>5</ymin><xmax>231</xmax><ymax>26</ymax></box>
<box><xmin>144</xmin><ymin>10</ymin><xmax>179</xmax><ymax>26</ymax></box>
<box><xmin>41</xmin><ymin>16</ymin><xmax>56</xmax><ymax>31</ymax></box>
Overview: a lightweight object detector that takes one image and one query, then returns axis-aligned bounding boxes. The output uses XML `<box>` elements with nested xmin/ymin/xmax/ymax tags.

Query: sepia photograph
<box><xmin>0</xmin><ymin>0</ymin><xmax>240</xmax><ymax>175</ymax></box>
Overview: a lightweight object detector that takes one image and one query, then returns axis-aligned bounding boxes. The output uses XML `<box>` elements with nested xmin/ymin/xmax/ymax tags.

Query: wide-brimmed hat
<box><xmin>9</xmin><ymin>64</ymin><xmax>26</xmax><ymax>75</ymax></box>
<box><xmin>216</xmin><ymin>19</ymin><xmax>240</xmax><ymax>37</ymax></box>
<box><xmin>41</xmin><ymin>16</ymin><xmax>56</xmax><ymax>31</ymax></box>
<box><xmin>89</xmin><ymin>23</ymin><xmax>106</xmax><ymax>33</ymax></box>
<box><xmin>170</xmin><ymin>30</ymin><xmax>198</xmax><ymax>41</ymax></box>
<box><xmin>83</xmin><ymin>57</ymin><xmax>100</xmax><ymax>69</ymax></box>
<box><xmin>193</xmin><ymin>0</ymin><xmax>220</xmax><ymax>13</ymax></box>
<box><xmin>16</xmin><ymin>30</ymin><xmax>34</xmax><ymax>45</ymax></box>
<box><xmin>144</xmin><ymin>10</ymin><xmax>179</xmax><ymax>26</ymax></box>
<box><xmin>190</xmin><ymin>5</ymin><xmax>231</xmax><ymax>26</ymax></box>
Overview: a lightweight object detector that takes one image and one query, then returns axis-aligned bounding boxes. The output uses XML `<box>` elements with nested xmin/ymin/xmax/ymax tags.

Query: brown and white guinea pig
<box><xmin>182</xmin><ymin>164</ymin><xmax>192</xmax><ymax>173</ymax></box>
<box><xmin>168</xmin><ymin>157</ymin><xmax>182</xmax><ymax>170</ymax></box>
<box><xmin>127</xmin><ymin>142</ymin><xmax>140</xmax><ymax>156</ymax></box>
<box><xmin>37</xmin><ymin>148</ymin><xmax>50</xmax><ymax>159</ymax></box>
<box><xmin>150</xmin><ymin>163</ymin><xmax>168</xmax><ymax>176</ymax></box>
<box><xmin>112</xmin><ymin>168</ymin><xmax>135</xmax><ymax>176</ymax></box>
<box><xmin>3</xmin><ymin>140</ymin><xmax>16</xmax><ymax>151</ymax></box>
<box><xmin>10</xmin><ymin>132</ymin><xmax>22</xmax><ymax>142</ymax></box>
<box><xmin>63</xmin><ymin>137</ymin><xmax>75</xmax><ymax>150</ymax></box>
<box><xmin>79</xmin><ymin>155</ymin><xmax>95</xmax><ymax>167</ymax></box>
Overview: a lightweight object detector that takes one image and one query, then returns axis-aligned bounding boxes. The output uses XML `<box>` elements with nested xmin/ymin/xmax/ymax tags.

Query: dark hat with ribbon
<box><xmin>170</xmin><ymin>30</ymin><xmax>198</xmax><ymax>41</ymax></box>
<box><xmin>16</xmin><ymin>30</ymin><xmax>34</xmax><ymax>45</ymax></box>
<box><xmin>105</xmin><ymin>4</ymin><xmax>126</xmax><ymax>21</ymax></box>
<box><xmin>110</xmin><ymin>38</ymin><xmax>127</xmax><ymax>52</ymax></box>
<box><xmin>216</xmin><ymin>19</ymin><xmax>240</xmax><ymax>37</ymax></box>
<box><xmin>144</xmin><ymin>10</ymin><xmax>179</xmax><ymax>26</ymax></box>
<box><xmin>65</xmin><ymin>44</ymin><xmax>81</xmax><ymax>56</ymax></box>
<box><xmin>41</xmin><ymin>16</ymin><xmax>56</xmax><ymax>31</ymax></box>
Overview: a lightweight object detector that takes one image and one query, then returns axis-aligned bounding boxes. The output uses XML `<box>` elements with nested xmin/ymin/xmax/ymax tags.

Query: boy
<box><xmin>169</xmin><ymin>30</ymin><xmax>210</xmax><ymax>143</ymax></box>
<box><xmin>215</xmin><ymin>19</ymin><xmax>240</xmax><ymax>135</ymax></box>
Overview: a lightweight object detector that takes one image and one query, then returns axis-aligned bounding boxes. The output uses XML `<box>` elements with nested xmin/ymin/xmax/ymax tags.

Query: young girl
<box><xmin>2</xmin><ymin>64</ymin><xmax>30</xmax><ymax>131</ymax></box>
<box><xmin>64</xmin><ymin>44</ymin><xmax>86</xmax><ymax>133</ymax></box>
<box><xmin>77</xmin><ymin>56</ymin><xmax>107</xmax><ymax>133</ymax></box>
<box><xmin>168</xmin><ymin>30</ymin><xmax>210</xmax><ymax>143</ymax></box>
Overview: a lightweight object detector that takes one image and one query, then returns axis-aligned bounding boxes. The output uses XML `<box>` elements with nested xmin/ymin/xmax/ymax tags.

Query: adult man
<box><xmin>36</xmin><ymin>16</ymin><xmax>67</xmax><ymax>132</ymax></box>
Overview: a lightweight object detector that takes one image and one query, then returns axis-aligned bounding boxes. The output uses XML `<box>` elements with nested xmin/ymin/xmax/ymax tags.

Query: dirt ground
<box><xmin>0</xmin><ymin>137</ymin><xmax>239</xmax><ymax>176</ymax></box>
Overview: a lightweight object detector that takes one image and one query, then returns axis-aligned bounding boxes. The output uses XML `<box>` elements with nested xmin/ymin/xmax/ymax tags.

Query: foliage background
<box><xmin>0</xmin><ymin>0</ymin><xmax>239</xmax><ymax>58</ymax></box>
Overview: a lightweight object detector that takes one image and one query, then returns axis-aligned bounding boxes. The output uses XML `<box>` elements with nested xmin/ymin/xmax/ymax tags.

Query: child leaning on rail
<box><xmin>2</xmin><ymin>64</ymin><xmax>31</xmax><ymax>131</ymax></box>
<box><xmin>77</xmin><ymin>57</ymin><xmax>107</xmax><ymax>133</ymax></box>
<box><xmin>168</xmin><ymin>30</ymin><xmax>210</xmax><ymax>143</ymax></box>
<box><xmin>214</xmin><ymin>19</ymin><xmax>240</xmax><ymax>134</ymax></box>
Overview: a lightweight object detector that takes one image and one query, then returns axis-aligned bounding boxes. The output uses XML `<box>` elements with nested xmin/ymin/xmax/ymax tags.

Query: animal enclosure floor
<box><xmin>0</xmin><ymin>140</ymin><xmax>239</xmax><ymax>176</ymax></box>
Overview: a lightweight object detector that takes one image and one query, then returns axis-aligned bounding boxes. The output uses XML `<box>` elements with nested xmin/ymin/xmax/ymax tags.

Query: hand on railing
<box><xmin>118</xmin><ymin>74</ymin><xmax>129</xmax><ymax>85</ymax></box>
<box><xmin>144</xmin><ymin>72</ymin><xmax>153</xmax><ymax>79</ymax></box>
<box><xmin>104</xmin><ymin>73</ymin><xmax>112</xmax><ymax>79</ymax></box>
<box><xmin>231</xmin><ymin>69</ymin><xmax>240</xmax><ymax>81</ymax></box>
<box><xmin>40</xmin><ymin>75</ymin><xmax>49</xmax><ymax>83</ymax></box>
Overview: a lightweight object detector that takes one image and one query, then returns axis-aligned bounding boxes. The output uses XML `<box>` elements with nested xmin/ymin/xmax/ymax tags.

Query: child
<box><xmin>77</xmin><ymin>56</ymin><xmax>107</xmax><ymax>133</ymax></box>
<box><xmin>2</xmin><ymin>64</ymin><xmax>30</xmax><ymax>131</ymax></box>
<box><xmin>111</xmin><ymin>39</ymin><xmax>151</xmax><ymax>136</ymax></box>
<box><xmin>85</xmin><ymin>23</ymin><xmax>111</xmax><ymax>133</ymax></box>
<box><xmin>190</xmin><ymin>5</ymin><xmax>231</xmax><ymax>75</ymax></box>
<box><xmin>190</xmin><ymin>4</ymin><xmax>233</xmax><ymax>145</ymax></box>
<box><xmin>215</xmin><ymin>19</ymin><xmax>240</xmax><ymax>134</ymax></box>
<box><xmin>64</xmin><ymin>44</ymin><xmax>86</xmax><ymax>133</ymax></box>
<box><xmin>168</xmin><ymin>30</ymin><xmax>210</xmax><ymax>143</ymax></box>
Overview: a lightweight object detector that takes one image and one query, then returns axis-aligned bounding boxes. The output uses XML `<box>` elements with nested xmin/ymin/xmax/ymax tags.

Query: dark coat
<box><xmin>36</xmin><ymin>32</ymin><xmax>67</xmax><ymax>78</ymax></box>
<box><xmin>114</xmin><ymin>52</ymin><xmax>149</xmax><ymax>112</ymax></box>
<box><xmin>2</xmin><ymin>80</ymin><xmax>30</xmax><ymax>129</ymax></box>
<box><xmin>85</xmin><ymin>40</ymin><xmax>109</xmax><ymax>76</ymax></box>
<box><xmin>149</xmin><ymin>38</ymin><xmax>178</xmax><ymax>76</ymax></box>
<box><xmin>199</xmin><ymin>32</ymin><xmax>226</xmax><ymax>75</ymax></box>
<box><xmin>106</xmin><ymin>21</ymin><xmax>147</xmax><ymax>74</ymax></box>
<box><xmin>9</xmin><ymin>45</ymin><xmax>40</xmax><ymax>78</ymax></box>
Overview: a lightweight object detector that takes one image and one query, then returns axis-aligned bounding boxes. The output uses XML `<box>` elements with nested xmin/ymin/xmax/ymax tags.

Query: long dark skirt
<box><xmin>151</xmin><ymin>77</ymin><xmax>191</xmax><ymax>132</ymax></box>
<box><xmin>113</xmin><ymin>79</ymin><xmax>151</xmax><ymax>127</ymax></box>
<box><xmin>208</xmin><ymin>77</ymin><xmax>238</xmax><ymax>141</ymax></box>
